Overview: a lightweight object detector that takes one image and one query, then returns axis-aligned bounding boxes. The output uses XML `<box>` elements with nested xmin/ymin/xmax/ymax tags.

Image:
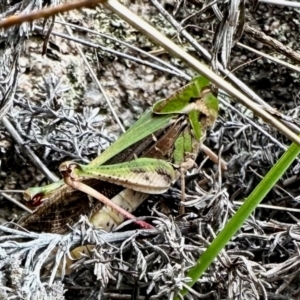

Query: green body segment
<box><xmin>152</xmin><ymin>76</ymin><xmax>210</xmax><ymax>114</ymax></box>
<box><xmin>202</xmin><ymin>92</ymin><xmax>219</xmax><ymax>126</ymax></box>
<box><xmin>188</xmin><ymin>110</ymin><xmax>201</xmax><ymax>141</ymax></box>
<box><xmin>152</xmin><ymin>75</ymin><xmax>218</xmax><ymax>166</ymax></box>
<box><xmin>71</xmin><ymin>158</ymin><xmax>176</xmax><ymax>194</ymax></box>
<box><xmin>173</xmin><ymin>130</ymin><xmax>193</xmax><ymax>165</ymax></box>
<box><xmin>24</xmin><ymin>181</ymin><xmax>65</xmax><ymax>202</ymax></box>
<box><xmin>91</xmin><ymin>111</ymin><xmax>172</xmax><ymax>166</ymax></box>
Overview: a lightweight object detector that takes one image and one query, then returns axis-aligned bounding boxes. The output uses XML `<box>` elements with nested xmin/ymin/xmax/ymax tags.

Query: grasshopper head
<box><xmin>23</xmin><ymin>187</ymin><xmax>46</xmax><ymax>207</ymax></box>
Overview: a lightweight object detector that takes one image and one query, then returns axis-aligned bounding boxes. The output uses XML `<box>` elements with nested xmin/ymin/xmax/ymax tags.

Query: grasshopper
<box><xmin>20</xmin><ymin>75</ymin><xmax>218</xmax><ymax>233</ymax></box>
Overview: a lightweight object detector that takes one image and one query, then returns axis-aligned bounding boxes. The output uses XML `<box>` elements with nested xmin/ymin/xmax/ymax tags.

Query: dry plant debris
<box><xmin>1</xmin><ymin>0</ymin><xmax>300</xmax><ymax>299</ymax></box>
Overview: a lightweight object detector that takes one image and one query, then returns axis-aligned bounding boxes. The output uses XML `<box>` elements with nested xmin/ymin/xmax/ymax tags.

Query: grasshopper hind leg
<box><xmin>90</xmin><ymin>189</ymin><xmax>150</xmax><ymax>231</ymax></box>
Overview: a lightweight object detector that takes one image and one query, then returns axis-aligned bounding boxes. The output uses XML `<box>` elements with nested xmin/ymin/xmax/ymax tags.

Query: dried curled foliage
<box><xmin>12</xmin><ymin>80</ymin><xmax>114</xmax><ymax>163</ymax></box>
<box><xmin>0</xmin><ymin>188</ymin><xmax>256</xmax><ymax>300</ymax></box>
<box><xmin>2</xmin><ymin>184</ymin><xmax>300</xmax><ymax>299</ymax></box>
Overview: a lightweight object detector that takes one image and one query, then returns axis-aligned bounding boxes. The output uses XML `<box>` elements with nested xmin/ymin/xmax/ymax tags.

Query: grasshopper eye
<box><xmin>31</xmin><ymin>193</ymin><xmax>44</xmax><ymax>206</ymax></box>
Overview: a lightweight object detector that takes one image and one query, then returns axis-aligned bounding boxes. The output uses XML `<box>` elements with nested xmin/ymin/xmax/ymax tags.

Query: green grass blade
<box><xmin>177</xmin><ymin>141</ymin><xmax>300</xmax><ymax>298</ymax></box>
